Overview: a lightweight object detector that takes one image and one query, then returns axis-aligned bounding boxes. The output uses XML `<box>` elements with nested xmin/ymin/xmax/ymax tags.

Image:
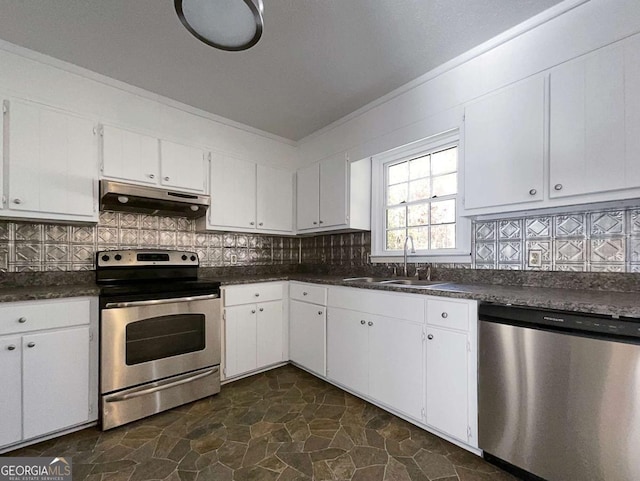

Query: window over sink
<box><xmin>371</xmin><ymin>132</ymin><xmax>471</xmax><ymax>263</ymax></box>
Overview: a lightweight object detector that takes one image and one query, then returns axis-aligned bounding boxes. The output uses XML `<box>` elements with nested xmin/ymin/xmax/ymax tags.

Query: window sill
<box><xmin>370</xmin><ymin>252</ymin><xmax>472</xmax><ymax>264</ymax></box>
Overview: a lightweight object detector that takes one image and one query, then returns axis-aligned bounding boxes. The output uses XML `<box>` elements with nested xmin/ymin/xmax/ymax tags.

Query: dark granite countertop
<box><xmin>219</xmin><ymin>274</ymin><xmax>640</xmax><ymax>319</ymax></box>
<box><xmin>0</xmin><ymin>284</ymin><xmax>101</xmax><ymax>303</ymax></box>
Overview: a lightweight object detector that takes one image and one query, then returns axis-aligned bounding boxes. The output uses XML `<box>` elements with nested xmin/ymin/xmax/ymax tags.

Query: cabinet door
<box><xmin>319</xmin><ymin>156</ymin><xmax>348</xmax><ymax>228</ymax></box>
<box><xmin>257</xmin><ymin>165</ymin><xmax>293</xmax><ymax>232</ymax></box>
<box><xmin>326</xmin><ymin>307</ymin><xmax>369</xmax><ymax>395</ymax></box>
<box><xmin>289</xmin><ymin>300</ymin><xmax>326</xmax><ymax>375</ymax></box>
<box><xmin>102</xmin><ymin>125</ymin><xmax>159</xmax><ymax>185</ymax></box>
<box><xmin>464</xmin><ymin>76</ymin><xmax>545</xmax><ymax>210</ymax></box>
<box><xmin>256</xmin><ymin>300</ymin><xmax>284</xmax><ymax>368</ymax></box>
<box><xmin>550</xmin><ymin>44</ymin><xmax>625</xmax><ymax>197</ymax></box>
<box><xmin>7</xmin><ymin>100</ymin><xmax>96</xmax><ymax>218</ymax></box>
<box><xmin>22</xmin><ymin>327</ymin><xmax>90</xmax><ymax>439</ymax></box>
<box><xmin>625</xmin><ymin>35</ymin><xmax>640</xmax><ymax>188</ymax></box>
<box><xmin>296</xmin><ymin>163</ymin><xmax>320</xmax><ymax>230</ymax></box>
<box><xmin>210</xmin><ymin>154</ymin><xmax>256</xmax><ymax>230</ymax></box>
<box><xmin>425</xmin><ymin>327</ymin><xmax>468</xmax><ymax>442</ymax></box>
<box><xmin>159</xmin><ymin>140</ymin><xmax>206</xmax><ymax>193</ymax></box>
<box><xmin>368</xmin><ymin>315</ymin><xmax>424</xmax><ymax>420</ymax></box>
<box><xmin>0</xmin><ymin>336</ymin><xmax>22</xmax><ymax>447</ymax></box>
<box><xmin>225</xmin><ymin>305</ymin><xmax>257</xmax><ymax>378</ymax></box>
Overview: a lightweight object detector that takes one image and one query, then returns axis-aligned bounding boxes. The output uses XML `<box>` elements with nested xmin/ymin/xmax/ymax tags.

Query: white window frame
<box><xmin>370</xmin><ymin>131</ymin><xmax>471</xmax><ymax>263</ymax></box>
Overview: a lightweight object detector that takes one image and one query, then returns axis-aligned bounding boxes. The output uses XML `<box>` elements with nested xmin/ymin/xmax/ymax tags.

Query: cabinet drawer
<box><xmin>328</xmin><ymin>286</ymin><xmax>425</xmax><ymax>323</ymax></box>
<box><xmin>224</xmin><ymin>283</ymin><xmax>284</xmax><ymax>307</ymax></box>
<box><xmin>290</xmin><ymin>283</ymin><xmax>327</xmax><ymax>305</ymax></box>
<box><xmin>0</xmin><ymin>298</ymin><xmax>91</xmax><ymax>336</ymax></box>
<box><xmin>427</xmin><ymin>299</ymin><xmax>469</xmax><ymax>331</ymax></box>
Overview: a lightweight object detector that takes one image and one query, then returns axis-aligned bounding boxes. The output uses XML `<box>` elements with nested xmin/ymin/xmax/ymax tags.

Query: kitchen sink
<box><xmin>342</xmin><ymin>277</ymin><xmax>390</xmax><ymax>283</ymax></box>
<box><xmin>377</xmin><ymin>279</ymin><xmax>447</xmax><ymax>288</ymax></box>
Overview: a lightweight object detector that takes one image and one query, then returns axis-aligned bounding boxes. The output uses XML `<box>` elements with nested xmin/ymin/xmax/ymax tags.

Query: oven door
<box><xmin>101</xmin><ymin>293</ymin><xmax>221</xmax><ymax>394</ymax></box>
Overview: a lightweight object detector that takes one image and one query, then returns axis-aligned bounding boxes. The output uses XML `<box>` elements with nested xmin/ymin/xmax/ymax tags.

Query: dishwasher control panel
<box><xmin>479</xmin><ymin>303</ymin><xmax>640</xmax><ymax>341</ymax></box>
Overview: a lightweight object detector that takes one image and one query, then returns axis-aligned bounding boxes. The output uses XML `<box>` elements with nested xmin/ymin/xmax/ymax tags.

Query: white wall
<box><xmin>0</xmin><ymin>44</ymin><xmax>298</xmax><ymax>170</ymax></box>
<box><xmin>297</xmin><ymin>0</ymin><xmax>640</xmax><ymax>166</ymax></box>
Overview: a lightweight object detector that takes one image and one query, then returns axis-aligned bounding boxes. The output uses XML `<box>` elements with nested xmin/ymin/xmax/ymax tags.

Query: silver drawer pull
<box><xmin>368</xmin><ymin>321</ymin><xmax>373</xmax><ymax>327</ymax></box>
<box><xmin>427</xmin><ymin>334</ymin><xmax>434</xmax><ymax>340</ymax></box>
<box><xmin>529</xmin><ymin>189</ymin><xmax>537</xmax><ymax>196</ymax></box>
<box><xmin>318</xmin><ymin>311</ymin><xmax>323</xmax><ymax>315</ymax></box>
<box><xmin>360</xmin><ymin>320</ymin><xmax>366</xmax><ymax>325</ymax></box>
<box><xmin>27</xmin><ymin>342</ymin><xmax>35</xmax><ymax>348</ymax></box>
<box><xmin>255</xmin><ymin>293</ymin><xmax>260</xmax><ymax>297</ymax></box>
<box><xmin>18</xmin><ymin>317</ymin><xmax>27</xmax><ymax>323</ymax></box>
<box><xmin>259</xmin><ymin>308</ymin><xmax>264</xmax><ymax>312</ymax></box>
<box><xmin>303</xmin><ymin>292</ymin><xmax>308</xmax><ymax>296</ymax></box>
<box><xmin>554</xmin><ymin>183</ymin><xmax>563</xmax><ymax>191</ymax></box>
<box><xmin>251</xmin><ymin>309</ymin><xmax>256</xmax><ymax>314</ymax></box>
<box><xmin>105</xmin><ymin>293</ymin><xmax>219</xmax><ymax>308</ymax></box>
<box><xmin>7</xmin><ymin>345</ymin><xmax>16</xmax><ymax>351</ymax></box>
<box><xmin>164</xmin><ymin>176</ymin><xmax>170</xmax><ymax>181</ymax></box>
<box><xmin>441</xmin><ymin>312</ymin><xmax>448</xmax><ymax>318</ymax></box>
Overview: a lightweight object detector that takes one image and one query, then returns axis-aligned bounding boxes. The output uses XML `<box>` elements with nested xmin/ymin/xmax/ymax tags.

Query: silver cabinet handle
<box><xmin>12</xmin><ymin>198</ymin><xmax>22</xmax><ymax>205</ymax></box>
<box><xmin>18</xmin><ymin>317</ymin><xmax>27</xmax><ymax>323</ymax></box>
<box><xmin>303</xmin><ymin>292</ymin><xmax>308</xmax><ymax>296</ymax></box>
<box><xmin>148</xmin><ymin>173</ymin><xmax>155</xmax><ymax>179</ymax></box>
<box><xmin>251</xmin><ymin>309</ymin><xmax>256</xmax><ymax>314</ymax></box>
<box><xmin>164</xmin><ymin>176</ymin><xmax>170</xmax><ymax>181</ymax></box>
<box><xmin>360</xmin><ymin>320</ymin><xmax>366</xmax><ymax>325</ymax></box>
<box><xmin>27</xmin><ymin>342</ymin><xmax>35</xmax><ymax>348</ymax></box>
<box><xmin>427</xmin><ymin>334</ymin><xmax>434</xmax><ymax>340</ymax></box>
<box><xmin>441</xmin><ymin>312</ymin><xmax>448</xmax><ymax>318</ymax></box>
<box><xmin>250</xmin><ymin>221</ymin><xmax>255</xmax><ymax>226</ymax></box>
<box><xmin>255</xmin><ymin>293</ymin><xmax>260</xmax><ymax>297</ymax></box>
<box><xmin>554</xmin><ymin>184</ymin><xmax>563</xmax><ymax>191</ymax></box>
<box><xmin>319</xmin><ymin>220</ymin><xmax>324</xmax><ymax>224</ymax></box>
<box><xmin>529</xmin><ymin>189</ymin><xmax>537</xmax><ymax>196</ymax></box>
<box><xmin>368</xmin><ymin>321</ymin><xmax>373</xmax><ymax>326</ymax></box>
<box><xmin>7</xmin><ymin>345</ymin><xmax>16</xmax><ymax>351</ymax></box>
<box><xmin>259</xmin><ymin>308</ymin><xmax>264</xmax><ymax>312</ymax></box>
<box><xmin>259</xmin><ymin>222</ymin><xmax>263</xmax><ymax>226</ymax></box>
<box><xmin>313</xmin><ymin>221</ymin><xmax>318</xmax><ymax>225</ymax></box>
<box><xmin>318</xmin><ymin>311</ymin><xmax>323</xmax><ymax>315</ymax></box>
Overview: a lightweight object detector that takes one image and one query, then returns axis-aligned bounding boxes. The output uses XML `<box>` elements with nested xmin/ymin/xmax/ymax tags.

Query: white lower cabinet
<box><xmin>289</xmin><ymin>300</ymin><xmax>327</xmax><ymax>376</ymax></box>
<box><xmin>0</xmin><ymin>297</ymin><xmax>97</xmax><ymax>451</ymax></box>
<box><xmin>223</xmin><ymin>283</ymin><xmax>286</xmax><ymax>379</ymax></box>
<box><xmin>328</xmin><ymin>308</ymin><xmax>424</xmax><ymax>420</ymax></box>
<box><xmin>425</xmin><ymin>326</ymin><xmax>469</xmax><ymax>441</ymax></box>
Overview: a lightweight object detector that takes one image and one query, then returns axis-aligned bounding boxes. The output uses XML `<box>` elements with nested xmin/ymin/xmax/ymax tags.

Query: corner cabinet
<box><xmin>100</xmin><ymin>124</ymin><xmax>207</xmax><ymax>194</ymax></box>
<box><xmin>205</xmin><ymin>154</ymin><xmax>294</xmax><ymax>234</ymax></box>
<box><xmin>296</xmin><ymin>155</ymin><xmax>371</xmax><ymax>233</ymax></box>
<box><xmin>2</xmin><ymin>99</ymin><xmax>98</xmax><ymax>222</ymax></box>
<box><xmin>222</xmin><ymin>283</ymin><xmax>287</xmax><ymax>380</ymax></box>
<box><xmin>0</xmin><ymin>297</ymin><xmax>98</xmax><ymax>451</ymax></box>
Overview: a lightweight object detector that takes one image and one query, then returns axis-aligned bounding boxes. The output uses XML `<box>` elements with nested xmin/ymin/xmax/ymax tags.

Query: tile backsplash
<box><xmin>0</xmin><ymin>212</ymin><xmax>303</xmax><ymax>272</ymax></box>
<box><xmin>473</xmin><ymin>206</ymin><xmax>640</xmax><ymax>272</ymax></box>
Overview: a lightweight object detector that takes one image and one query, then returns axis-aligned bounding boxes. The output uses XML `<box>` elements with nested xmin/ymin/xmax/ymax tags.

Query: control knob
<box><xmin>101</xmin><ymin>255</ymin><xmax>110</xmax><ymax>262</ymax></box>
<box><xmin>190</xmin><ymin>255</ymin><xmax>196</xmax><ymax>261</ymax></box>
<box><xmin>114</xmin><ymin>254</ymin><xmax>122</xmax><ymax>261</ymax></box>
<box><xmin>182</xmin><ymin>255</ymin><xmax>188</xmax><ymax>261</ymax></box>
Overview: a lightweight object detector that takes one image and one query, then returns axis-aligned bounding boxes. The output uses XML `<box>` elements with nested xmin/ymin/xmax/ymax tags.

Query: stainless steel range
<box><xmin>96</xmin><ymin>249</ymin><xmax>221</xmax><ymax>430</ymax></box>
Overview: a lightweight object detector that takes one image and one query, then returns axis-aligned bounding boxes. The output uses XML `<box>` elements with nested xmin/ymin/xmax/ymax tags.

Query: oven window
<box><xmin>125</xmin><ymin>314</ymin><xmax>205</xmax><ymax>365</ymax></box>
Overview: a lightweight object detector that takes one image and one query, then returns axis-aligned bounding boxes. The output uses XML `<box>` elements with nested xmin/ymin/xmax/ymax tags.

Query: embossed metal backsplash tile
<box><xmin>0</xmin><ymin>212</ymin><xmax>302</xmax><ymax>272</ymax></box>
<box><xmin>473</xmin><ymin>207</ymin><xmax>640</xmax><ymax>273</ymax></box>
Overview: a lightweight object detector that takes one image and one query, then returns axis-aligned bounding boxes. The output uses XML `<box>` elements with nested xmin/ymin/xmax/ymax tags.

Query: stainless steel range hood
<box><xmin>100</xmin><ymin>181</ymin><xmax>210</xmax><ymax>218</ymax></box>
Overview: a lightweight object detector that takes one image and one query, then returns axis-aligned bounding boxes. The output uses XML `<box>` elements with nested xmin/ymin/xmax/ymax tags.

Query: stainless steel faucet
<box><xmin>403</xmin><ymin>235</ymin><xmax>415</xmax><ymax>277</ymax></box>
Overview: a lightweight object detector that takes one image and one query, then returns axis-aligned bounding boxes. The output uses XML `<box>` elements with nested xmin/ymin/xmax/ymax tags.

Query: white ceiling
<box><xmin>0</xmin><ymin>0</ymin><xmax>563</xmax><ymax>141</ymax></box>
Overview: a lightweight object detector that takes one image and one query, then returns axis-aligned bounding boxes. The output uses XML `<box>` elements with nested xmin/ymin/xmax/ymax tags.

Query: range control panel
<box><xmin>96</xmin><ymin>249</ymin><xmax>199</xmax><ymax>268</ymax></box>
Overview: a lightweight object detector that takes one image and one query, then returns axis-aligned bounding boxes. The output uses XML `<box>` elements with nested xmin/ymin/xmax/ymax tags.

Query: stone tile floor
<box><xmin>5</xmin><ymin>365</ymin><xmax>519</xmax><ymax>481</ymax></box>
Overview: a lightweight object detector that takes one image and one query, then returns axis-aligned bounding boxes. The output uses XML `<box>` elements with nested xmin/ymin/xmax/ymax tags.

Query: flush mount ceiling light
<box><xmin>175</xmin><ymin>0</ymin><xmax>264</xmax><ymax>51</ymax></box>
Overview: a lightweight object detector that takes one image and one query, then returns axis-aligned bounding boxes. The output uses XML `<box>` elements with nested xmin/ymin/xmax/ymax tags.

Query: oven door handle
<box><xmin>105</xmin><ymin>367</ymin><xmax>219</xmax><ymax>402</ymax></box>
<box><xmin>105</xmin><ymin>293</ymin><xmax>219</xmax><ymax>308</ymax></box>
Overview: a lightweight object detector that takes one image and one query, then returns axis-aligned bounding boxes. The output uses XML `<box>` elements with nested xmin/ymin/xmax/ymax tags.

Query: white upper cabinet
<box><xmin>296</xmin><ymin>156</ymin><xmax>370</xmax><ymax>233</ymax></box>
<box><xmin>4</xmin><ymin>99</ymin><xmax>97</xmax><ymax>222</ymax></box>
<box><xmin>159</xmin><ymin>140</ymin><xmax>207</xmax><ymax>193</ymax></box>
<box><xmin>101</xmin><ymin>125</ymin><xmax>207</xmax><ymax>193</ymax></box>
<box><xmin>626</xmin><ymin>35</ymin><xmax>640</xmax><ymax>188</ymax></box>
<box><xmin>464</xmin><ymin>75</ymin><xmax>545</xmax><ymax>210</ymax></box>
<box><xmin>206</xmin><ymin>154</ymin><xmax>294</xmax><ymax>234</ymax></box>
<box><xmin>257</xmin><ymin>165</ymin><xmax>293</xmax><ymax>232</ymax></box>
<box><xmin>549</xmin><ymin>43</ymin><xmax>626</xmax><ymax>198</ymax></box>
<box><xmin>102</xmin><ymin>125</ymin><xmax>158</xmax><ymax>185</ymax></box>
<box><xmin>296</xmin><ymin>163</ymin><xmax>320</xmax><ymax>230</ymax></box>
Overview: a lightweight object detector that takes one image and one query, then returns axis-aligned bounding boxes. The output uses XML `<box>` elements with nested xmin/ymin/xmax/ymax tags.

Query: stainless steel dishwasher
<box><xmin>478</xmin><ymin>303</ymin><xmax>640</xmax><ymax>481</ymax></box>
